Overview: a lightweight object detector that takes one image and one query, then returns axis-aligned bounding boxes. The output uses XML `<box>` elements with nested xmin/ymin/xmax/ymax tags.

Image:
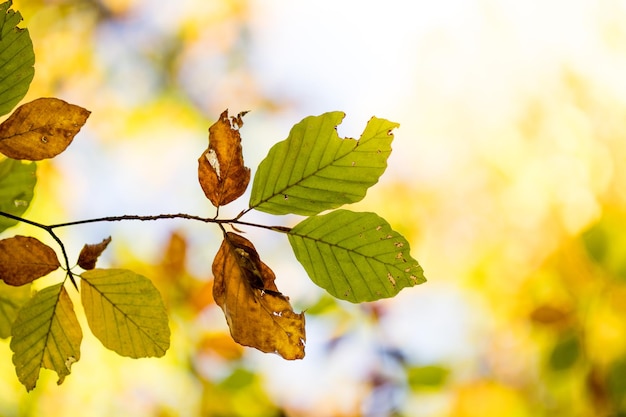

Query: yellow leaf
<box><xmin>198</xmin><ymin>110</ymin><xmax>250</xmax><ymax>207</ymax></box>
<box><xmin>0</xmin><ymin>97</ymin><xmax>90</xmax><ymax>160</ymax></box>
<box><xmin>0</xmin><ymin>235</ymin><xmax>60</xmax><ymax>286</ymax></box>
<box><xmin>77</xmin><ymin>236</ymin><xmax>111</xmax><ymax>270</ymax></box>
<box><xmin>212</xmin><ymin>232</ymin><xmax>305</xmax><ymax>360</ymax></box>
<box><xmin>81</xmin><ymin>269</ymin><xmax>170</xmax><ymax>358</ymax></box>
<box><xmin>10</xmin><ymin>284</ymin><xmax>82</xmax><ymax>391</ymax></box>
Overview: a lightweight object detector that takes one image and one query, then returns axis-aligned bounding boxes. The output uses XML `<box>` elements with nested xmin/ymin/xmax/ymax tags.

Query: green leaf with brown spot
<box><xmin>288</xmin><ymin>209</ymin><xmax>425</xmax><ymax>302</ymax></box>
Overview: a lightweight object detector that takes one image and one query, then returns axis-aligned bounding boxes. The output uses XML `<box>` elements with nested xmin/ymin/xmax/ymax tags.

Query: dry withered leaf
<box><xmin>198</xmin><ymin>110</ymin><xmax>250</xmax><ymax>207</ymax></box>
<box><xmin>77</xmin><ymin>236</ymin><xmax>112</xmax><ymax>270</ymax></box>
<box><xmin>0</xmin><ymin>97</ymin><xmax>90</xmax><ymax>161</ymax></box>
<box><xmin>212</xmin><ymin>232</ymin><xmax>305</xmax><ymax>360</ymax></box>
<box><xmin>0</xmin><ymin>236</ymin><xmax>60</xmax><ymax>286</ymax></box>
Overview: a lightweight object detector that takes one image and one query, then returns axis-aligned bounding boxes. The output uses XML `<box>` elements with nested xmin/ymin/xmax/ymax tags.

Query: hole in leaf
<box><xmin>205</xmin><ymin>149</ymin><xmax>221</xmax><ymax>179</ymax></box>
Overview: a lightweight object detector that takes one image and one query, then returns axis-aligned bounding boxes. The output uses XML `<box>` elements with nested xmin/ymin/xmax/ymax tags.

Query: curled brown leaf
<box><xmin>198</xmin><ymin>110</ymin><xmax>250</xmax><ymax>207</ymax></box>
<box><xmin>77</xmin><ymin>236</ymin><xmax>112</xmax><ymax>270</ymax></box>
<box><xmin>212</xmin><ymin>232</ymin><xmax>305</xmax><ymax>360</ymax></box>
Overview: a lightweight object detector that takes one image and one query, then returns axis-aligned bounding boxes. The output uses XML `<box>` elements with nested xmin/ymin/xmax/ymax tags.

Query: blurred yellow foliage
<box><xmin>4</xmin><ymin>0</ymin><xmax>626</xmax><ymax>416</ymax></box>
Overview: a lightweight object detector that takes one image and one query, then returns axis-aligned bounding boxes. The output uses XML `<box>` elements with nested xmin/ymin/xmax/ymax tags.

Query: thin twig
<box><xmin>0</xmin><ymin>210</ymin><xmax>292</xmax><ymax>291</ymax></box>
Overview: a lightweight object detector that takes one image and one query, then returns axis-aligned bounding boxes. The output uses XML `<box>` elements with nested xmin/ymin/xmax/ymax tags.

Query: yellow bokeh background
<box><xmin>3</xmin><ymin>0</ymin><xmax>626</xmax><ymax>415</ymax></box>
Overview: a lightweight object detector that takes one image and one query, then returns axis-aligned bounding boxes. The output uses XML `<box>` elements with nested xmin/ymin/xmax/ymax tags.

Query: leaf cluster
<box><xmin>0</xmin><ymin>0</ymin><xmax>425</xmax><ymax>391</ymax></box>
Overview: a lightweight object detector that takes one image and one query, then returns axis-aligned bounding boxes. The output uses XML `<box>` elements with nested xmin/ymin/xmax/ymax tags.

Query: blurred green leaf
<box><xmin>549</xmin><ymin>332</ymin><xmax>580</xmax><ymax>371</ymax></box>
<box><xmin>0</xmin><ymin>158</ymin><xmax>35</xmax><ymax>233</ymax></box>
<box><xmin>250</xmin><ymin>112</ymin><xmax>398</xmax><ymax>215</ymax></box>
<box><xmin>0</xmin><ymin>280</ymin><xmax>29</xmax><ymax>338</ymax></box>
<box><xmin>288</xmin><ymin>209</ymin><xmax>425</xmax><ymax>302</ymax></box>
<box><xmin>407</xmin><ymin>364</ymin><xmax>450</xmax><ymax>389</ymax></box>
<box><xmin>304</xmin><ymin>293</ymin><xmax>339</xmax><ymax>315</ymax></box>
<box><xmin>220</xmin><ymin>368</ymin><xmax>256</xmax><ymax>390</ymax></box>
<box><xmin>581</xmin><ymin>212</ymin><xmax>626</xmax><ymax>280</ymax></box>
<box><xmin>581</xmin><ymin>222</ymin><xmax>608</xmax><ymax>263</ymax></box>
<box><xmin>0</xmin><ymin>0</ymin><xmax>34</xmax><ymax>117</ymax></box>
<box><xmin>81</xmin><ymin>268</ymin><xmax>170</xmax><ymax>358</ymax></box>
<box><xmin>607</xmin><ymin>357</ymin><xmax>626</xmax><ymax>412</ymax></box>
<box><xmin>10</xmin><ymin>283</ymin><xmax>82</xmax><ymax>391</ymax></box>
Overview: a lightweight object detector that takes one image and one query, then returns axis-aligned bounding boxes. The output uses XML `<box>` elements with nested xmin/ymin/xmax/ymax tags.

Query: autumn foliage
<box><xmin>0</xmin><ymin>1</ymin><xmax>424</xmax><ymax>391</ymax></box>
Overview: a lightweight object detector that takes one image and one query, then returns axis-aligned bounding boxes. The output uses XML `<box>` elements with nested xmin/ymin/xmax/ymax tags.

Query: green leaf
<box><xmin>0</xmin><ymin>280</ymin><xmax>30</xmax><ymax>338</ymax></box>
<box><xmin>81</xmin><ymin>269</ymin><xmax>170</xmax><ymax>358</ymax></box>
<box><xmin>407</xmin><ymin>365</ymin><xmax>450</xmax><ymax>389</ymax></box>
<box><xmin>250</xmin><ymin>112</ymin><xmax>399</xmax><ymax>215</ymax></box>
<box><xmin>607</xmin><ymin>356</ymin><xmax>626</xmax><ymax>407</ymax></box>
<box><xmin>288</xmin><ymin>210</ymin><xmax>425</xmax><ymax>302</ymax></box>
<box><xmin>10</xmin><ymin>283</ymin><xmax>82</xmax><ymax>391</ymax></box>
<box><xmin>0</xmin><ymin>1</ymin><xmax>35</xmax><ymax>117</ymax></box>
<box><xmin>549</xmin><ymin>332</ymin><xmax>580</xmax><ymax>371</ymax></box>
<box><xmin>0</xmin><ymin>158</ymin><xmax>36</xmax><ymax>233</ymax></box>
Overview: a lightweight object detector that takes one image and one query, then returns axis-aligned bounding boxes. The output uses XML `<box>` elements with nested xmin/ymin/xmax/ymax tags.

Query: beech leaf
<box><xmin>288</xmin><ymin>210</ymin><xmax>425</xmax><ymax>302</ymax></box>
<box><xmin>77</xmin><ymin>236</ymin><xmax>111</xmax><ymax>270</ymax></box>
<box><xmin>212</xmin><ymin>232</ymin><xmax>305</xmax><ymax>360</ymax></box>
<box><xmin>198</xmin><ymin>109</ymin><xmax>250</xmax><ymax>207</ymax></box>
<box><xmin>249</xmin><ymin>112</ymin><xmax>398</xmax><ymax>215</ymax></box>
<box><xmin>10</xmin><ymin>283</ymin><xmax>82</xmax><ymax>391</ymax></box>
<box><xmin>0</xmin><ymin>235</ymin><xmax>60</xmax><ymax>286</ymax></box>
<box><xmin>0</xmin><ymin>281</ymin><xmax>30</xmax><ymax>338</ymax></box>
<box><xmin>81</xmin><ymin>269</ymin><xmax>170</xmax><ymax>358</ymax></box>
<box><xmin>0</xmin><ymin>97</ymin><xmax>90</xmax><ymax>160</ymax></box>
<box><xmin>0</xmin><ymin>0</ymin><xmax>35</xmax><ymax>117</ymax></box>
<box><xmin>0</xmin><ymin>158</ymin><xmax>35</xmax><ymax>233</ymax></box>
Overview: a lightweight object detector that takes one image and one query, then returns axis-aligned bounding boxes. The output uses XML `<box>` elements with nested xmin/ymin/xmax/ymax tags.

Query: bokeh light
<box><xmin>3</xmin><ymin>0</ymin><xmax>626</xmax><ymax>415</ymax></box>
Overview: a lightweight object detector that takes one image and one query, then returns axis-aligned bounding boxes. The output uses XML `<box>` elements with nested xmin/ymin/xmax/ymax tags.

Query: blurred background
<box><xmin>2</xmin><ymin>0</ymin><xmax>626</xmax><ymax>415</ymax></box>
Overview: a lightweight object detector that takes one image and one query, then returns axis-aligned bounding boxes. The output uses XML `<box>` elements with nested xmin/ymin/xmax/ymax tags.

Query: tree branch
<box><xmin>0</xmin><ymin>210</ymin><xmax>292</xmax><ymax>290</ymax></box>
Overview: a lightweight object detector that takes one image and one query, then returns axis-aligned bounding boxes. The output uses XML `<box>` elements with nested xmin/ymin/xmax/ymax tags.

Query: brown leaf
<box><xmin>0</xmin><ymin>236</ymin><xmax>60</xmax><ymax>286</ymax></box>
<box><xmin>197</xmin><ymin>332</ymin><xmax>245</xmax><ymax>361</ymax></box>
<box><xmin>212</xmin><ymin>232</ymin><xmax>305</xmax><ymax>359</ymax></box>
<box><xmin>0</xmin><ymin>98</ymin><xmax>90</xmax><ymax>161</ymax></box>
<box><xmin>198</xmin><ymin>110</ymin><xmax>250</xmax><ymax>207</ymax></box>
<box><xmin>530</xmin><ymin>304</ymin><xmax>571</xmax><ymax>326</ymax></box>
<box><xmin>161</xmin><ymin>232</ymin><xmax>186</xmax><ymax>276</ymax></box>
<box><xmin>77</xmin><ymin>236</ymin><xmax>112</xmax><ymax>270</ymax></box>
